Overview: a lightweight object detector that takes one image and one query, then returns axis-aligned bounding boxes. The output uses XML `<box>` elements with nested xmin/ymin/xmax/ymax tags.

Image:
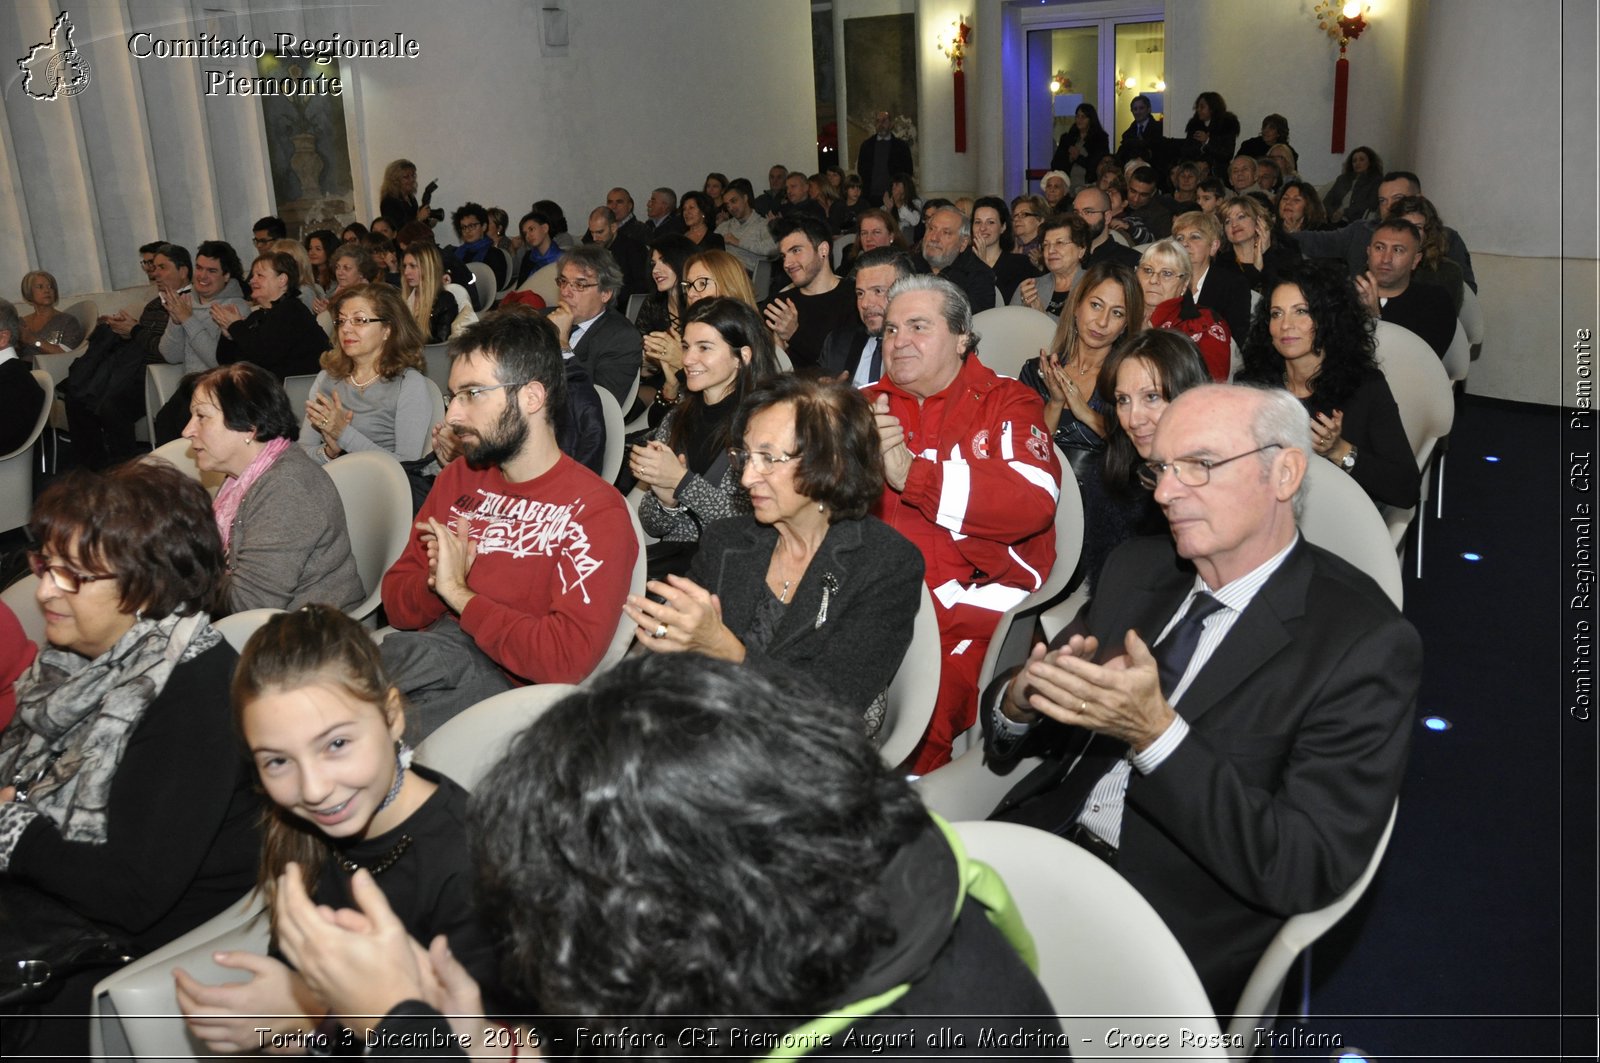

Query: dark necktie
<box><xmin>1152</xmin><ymin>592</ymin><xmax>1225</xmax><ymax>696</ymax></box>
<box><xmin>866</xmin><ymin>338</ymin><xmax>882</xmax><ymax>383</ymax></box>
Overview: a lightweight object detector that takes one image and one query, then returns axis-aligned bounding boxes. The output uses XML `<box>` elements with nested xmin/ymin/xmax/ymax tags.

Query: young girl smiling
<box><xmin>174</xmin><ymin>605</ymin><xmax>494</xmax><ymax>1053</ymax></box>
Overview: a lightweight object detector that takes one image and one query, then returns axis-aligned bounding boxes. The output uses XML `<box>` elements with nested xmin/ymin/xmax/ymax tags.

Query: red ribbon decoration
<box><xmin>1331</xmin><ymin>55</ymin><xmax>1349</xmax><ymax>154</ymax></box>
<box><xmin>953</xmin><ymin>69</ymin><xmax>967</xmax><ymax>153</ymax></box>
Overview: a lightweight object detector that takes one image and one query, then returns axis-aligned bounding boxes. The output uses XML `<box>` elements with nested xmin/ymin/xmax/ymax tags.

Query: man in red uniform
<box><xmin>381</xmin><ymin>309</ymin><xmax>637</xmax><ymax>736</ymax></box>
<box><xmin>866</xmin><ymin>275</ymin><xmax>1061</xmax><ymax>773</ymax></box>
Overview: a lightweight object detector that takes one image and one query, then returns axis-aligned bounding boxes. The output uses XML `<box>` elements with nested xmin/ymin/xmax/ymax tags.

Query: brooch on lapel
<box><xmin>815</xmin><ymin>573</ymin><xmax>840</xmax><ymax>629</ymax></box>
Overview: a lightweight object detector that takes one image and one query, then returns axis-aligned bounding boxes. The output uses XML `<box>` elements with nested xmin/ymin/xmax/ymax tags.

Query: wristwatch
<box><xmin>1339</xmin><ymin>445</ymin><xmax>1358</xmax><ymax>471</ymax></box>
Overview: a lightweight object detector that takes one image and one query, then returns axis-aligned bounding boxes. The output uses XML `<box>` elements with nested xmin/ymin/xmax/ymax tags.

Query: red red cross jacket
<box><xmin>866</xmin><ymin>355</ymin><xmax>1062</xmax><ymax>624</ymax></box>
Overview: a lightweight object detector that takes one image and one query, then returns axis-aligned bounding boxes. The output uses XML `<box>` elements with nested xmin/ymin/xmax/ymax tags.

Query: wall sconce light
<box><xmin>1313</xmin><ymin>0</ymin><xmax>1374</xmax><ymax>152</ymax></box>
<box><xmin>936</xmin><ymin>15</ymin><xmax>972</xmax><ymax>152</ymax></box>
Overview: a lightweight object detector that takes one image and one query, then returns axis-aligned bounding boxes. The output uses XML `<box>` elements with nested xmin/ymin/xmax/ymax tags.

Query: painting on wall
<box><xmin>254</xmin><ymin>51</ymin><xmax>355</xmax><ymax>238</ymax></box>
<box><xmin>843</xmin><ymin>14</ymin><xmax>918</xmax><ymax>179</ymax></box>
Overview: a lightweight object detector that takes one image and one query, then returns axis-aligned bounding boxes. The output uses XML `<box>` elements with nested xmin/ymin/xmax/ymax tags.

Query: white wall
<box><xmin>3</xmin><ymin>0</ymin><xmax>815</xmax><ymax>302</ymax></box>
<box><xmin>1163</xmin><ymin>0</ymin><xmax>1413</xmax><ymax>187</ymax></box>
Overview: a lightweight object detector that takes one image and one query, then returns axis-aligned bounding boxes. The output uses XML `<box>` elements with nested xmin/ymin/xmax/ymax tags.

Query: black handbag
<box><xmin>0</xmin><ymin>880</ymin><xmax>134</xmax><ymax>1007</ymax></box>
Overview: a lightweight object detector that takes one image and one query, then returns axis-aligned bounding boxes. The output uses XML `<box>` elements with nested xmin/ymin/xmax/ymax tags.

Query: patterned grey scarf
<box><xmin>0</xmin><ymin>612</ymin><xmax>221</xmax><ymax>869</ymax></box>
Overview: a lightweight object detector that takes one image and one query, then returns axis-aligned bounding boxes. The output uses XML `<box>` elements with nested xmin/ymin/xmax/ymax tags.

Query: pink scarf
<box><xmin>213</xmin><ymin>436</ymin><xmax>293</xmax><ymax>550</ymax></box>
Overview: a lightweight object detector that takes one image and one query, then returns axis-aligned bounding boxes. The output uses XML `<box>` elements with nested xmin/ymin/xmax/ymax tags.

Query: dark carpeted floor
<box><xmin>1266</xmin><ymin>394</ymin><xmax>1595</xmax><ymax>1061</ymax></box>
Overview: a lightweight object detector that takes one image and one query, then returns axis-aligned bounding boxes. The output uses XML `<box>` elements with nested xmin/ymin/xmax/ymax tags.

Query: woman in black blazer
<box><xmin>625</xmin><ymin>375</ymin><xmax>925</xmax><ymax>732</ymax></box>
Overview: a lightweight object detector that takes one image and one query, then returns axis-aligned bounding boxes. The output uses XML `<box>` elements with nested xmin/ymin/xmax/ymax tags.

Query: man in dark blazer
<box><xmin>1115</xmin><ymin>94</ymin><xmax>1164</xmax><ymax>164</ymax></box>
<box><xmin>857</xmin><ymin>110</ymin><xmax>913</xmax><ymax>205</ymax></box>
<box><xmin>548</xmin><ymin>245</ymin><xmax>641</xmax><ymax>407</ymax></box>
<box><xmin>818</xmin><ymin>248</ymin><xmax>918</xmax><ymax>386</ymax></box>
<box><xmin>983</xmin><ymin>384</ymin><xmax>1420</xmax><ymax>1014</ymax></box>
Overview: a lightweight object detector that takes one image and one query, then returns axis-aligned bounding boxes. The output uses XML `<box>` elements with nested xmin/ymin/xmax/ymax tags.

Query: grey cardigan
<box><xmin>224</xmin><ymin>446</ymin><xmax>366</xmax><ymax>614</ymax></box>
<box><xmin>687</xmin><ymin>515</ymin><xmax>925</xmax><ymax>722</ymax></box>
<box><xmin>637</xmin><ymin>410</ymin><xmax>750</xmax><ymax>542</ymax></box>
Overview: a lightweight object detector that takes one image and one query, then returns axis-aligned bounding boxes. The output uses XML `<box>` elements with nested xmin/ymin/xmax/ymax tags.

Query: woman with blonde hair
<box><xmin>1215</xmin><ymin>194</ymin><xmax>1299</xmax><ymax>293</ymax></box>
<box><xmin>300</xmin><ymin>283</ymin><xmax>432</xmax><ymax>464</ymax></box>
<box><xmin>17</xmin><ymin>268</ymin><xmax>86</xmax><ymax>353</ymax></box>
<box><xmin>377</xmin><ymin>158</ymin><xmax>437</xmax><ymax>233</ymax></box>
<box><xmin>643</xmin><ymin>250</ymin><xmax>762</xmax><ymax>422</ymax></box>
<box><xmin>401</xmin><ymin>241</ymin><xmax>475</xmax><ymax>344</ymax></box>
<box><xmin>271</xmin><ymin>238</ymin><xmax>323</xmax><ymax>311</ymax></box>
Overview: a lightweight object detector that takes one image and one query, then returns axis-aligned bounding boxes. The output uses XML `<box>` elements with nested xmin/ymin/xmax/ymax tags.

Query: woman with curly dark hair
<box><xmin>1237</xmin><ymin>259</ymin><xmax>1419</xmax><ymax>509</ymax></box>
<box><xmin>678</xmin><ymin>190</ymin><xmax>725</xmax><ymax>251</ymax></box>
<box><xmin>1324</xmin><ymin>145</ymin><xmax>1383</xmax><ymax>223</ymax></box>
<box><xmin>1184</xmin><ymin>90</ymin><xmax>1240</xmax><ymax>170</ymax></box>
<box><xmin>1390</xmin><ymin>194</ymin><xmax>1465</xmax><ymax>313</ymax></box>
<box><xmin>1050</xmin><ymin>102</ymin><xmax>1110</xmax><ymax>183</ymax></box>
<box><xmin>271</xmin><ymin>654</ymin><xmax>1061</xmax><ymax>1055</ymax></box>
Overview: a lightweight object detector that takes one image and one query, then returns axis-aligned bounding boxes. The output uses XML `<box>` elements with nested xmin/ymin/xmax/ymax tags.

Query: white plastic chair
<box><xmin>1298</xmin><ymin>458</ymin><xmax>1404</xmax><ymax>610</ymax></box>
<box><xmin>952</xmin><ymin>821</ymin><xmax>1230</xmax><ymax>1057</ymax></box>
<box><xmin>0</xmin><ymin>370</ymin><xmax>51</xmax><ymax>534</ymax></box>
<box><xmin>63</xmin><ymin>298</ymin><xmax>98</xmax><ymax>337</ymax></box>
<box><xmin>1224</xmin><ymin>801</ymin><xmax>1398</xmax><ymax>1057</ymax></box>
<box><xmin>831</xmin><ymin>232</ymin><xmax>855</xmax><ymax>270</ymax></box>
<box><xmin>972</xmin><ymin>305</ymin><xmax>1059</xmax><ymax>379</ymax></box>
<box><xmin>595</xmin><ymin>385</ymin><xmax>625</xmax><ymax>484</ymax></box>
<box><xmin>1442</xmin><ymin>318</ymin><xmax>1470</xmax><ymax>384</ymax></box>
<box><xmin>143</xmin><ymin>363</ymin><xmax>184</xmax><ymax>440</ymax></box>
<box><xmin>466</xmin><ymin>261</ymin><xmax>497</xmax><ymax>312</ymax></box>
<box><xmin>582</xmin><ymin>503</ymin><xmax>649</xmax><ymax>682</ymax></box>
<box><xmin>1458</xmin><ymin>283</ymin><xmax>1485</xmax><ymax>347</ymax></box>
<box><xmin>967</xmin><ymin>446</ymin><xmax>1084</xmax><ymax>742</ymax></box>
<box><xmin>773</xmin><ymin>343</ymin><xmax>794</xmax><ymax>373</ymax></box>
<box><xmin>144</xmin><ymin>437</ymin><xmax>226</xmax><ymax>495</ymax></box>
<box><xmin>1</xmin><ymin>573</ymin><xmax>44</xmax><ymax>647</ymax></box>
<box><xmin>422</xmin><ymin>376</ymin><xmax>446</xmax><ymax>426</ymax></box>
<box><xmin>414</xmin><ymin>683</ymin><xmax>579</xmax><ymax>791</ymax></box>
<box><xmin>322</xmin><ymin>451</ymin><xmax>414</xmax><ymax>623</ymax></box>
<box><xmin>876</xmin><ymin>584</ymin><xmax>941</xmax><ymax>769</ymax></box>
<box><xmin>519</xmin><ymin>261</ymin><xmax>561</xmax><ymax>305</ymax></box>
<box><xmin>751</xmin><ymin>258</ymin><xmax>773</xmax><ymax>301</ymax></box>
<box><xmin>624</xmin><ymin>293</ymin><xmax>645</xmax><ymax>323</ymax></box>
<box><xmin>421</xmin><ymin>342</ymin><xmax>453</xmax><ymax>394</ymax></box>
<box><xmin>1373</xmin><ymin>321</ymin><xmax>1455</xmax><ymax>569</ymax></box>
<box><xmin>91</xmin><ymin>892</ymin><xmax>269</xmax><ymax>1061</ymax></box>
<box><xmin>282</xmin><ymin>373</ymin><xmax>318</xmax><ymax>415</ymax></box>
<box><xmin>213</xmin><ymin>607</ymin><xmax>286</xmax><ymax>652</ymax></box>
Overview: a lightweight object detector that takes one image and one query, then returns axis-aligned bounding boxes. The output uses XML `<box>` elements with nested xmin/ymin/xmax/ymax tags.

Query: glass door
<box><xmin>1022</xmin><ymin>12</ymin><xmax>1164</xmax><ymax>186</ymax></box>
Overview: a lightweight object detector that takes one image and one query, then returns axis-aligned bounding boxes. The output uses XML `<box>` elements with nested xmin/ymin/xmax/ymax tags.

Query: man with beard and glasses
<box><xmin>379</xmin><ymin>310</ymin><xmax>638</xmax><ymax>736</ymax></box>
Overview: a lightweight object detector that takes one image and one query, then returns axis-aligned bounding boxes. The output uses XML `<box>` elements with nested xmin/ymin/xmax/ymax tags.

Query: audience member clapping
<box><xmin>627</xmin><ymin>375</ymin><xmax>924</xmax><ymax>726</ymax></box>
<box><xmin>301</xmin><ymin>284</ymin><xmax>433</xmax><ymax>465</ymax></box>
<box><xmin>1236</xmin><ymin>259</ymin><xmax>1420</xmax><ymax>509</ymax></box>
<box><xmin>269</xmin><ymin>655</ymin><xmax>1060</xmax><ymax>1053</ymax></box>
<box><xmin>213</xmin><ymin>251</ymin><xmax>328</xmax><ymax>381</ymax></box>
<box><xmin>632</xmin><ymin>298</ymin><xmax>780</xmax><ymax>578</ymax></box>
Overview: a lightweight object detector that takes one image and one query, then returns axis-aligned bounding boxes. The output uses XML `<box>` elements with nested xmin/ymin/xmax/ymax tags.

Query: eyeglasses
<box><xmin>1138</xmin><ymin>444</ymin><xmax>1283</xmax><ymax>489</ymax></box>
<box><xmin>139</xmin><ymin>258</ymin><xmax>156</xmax><ymax>269</ymax></box>
<box><xmin>1012</xmin><ymin>211</ymin><xmax>1039</xmax><ymax>220</ymax></box>
<box><xmin>335</xmin><ymin>315</ymin><xmax>387</xmax><ymax>328</ymax></box>
<box><xmin>445</xmin><ymin>382</ymin><xmax>523</xmax><ymax>405</ymax></box>
<box><xmin>556</xmin><ymin>277</ymin><xmax>598</xmax><ymax>292</ymax></box>
<box><xmin>1137</xmin><ymin>265</ymin><xmax>1186</xmax><ymax>283</ymax></box>
<box><xmin>1074</xmin><ymin>207</ymin><xmax>1106</xmax><ymax>217</ymax></box>
<box><xmin>729</xmin><ymin>448</ymin><xmax>801</xmax><ymax>474</ymax></box>
<box><xmin>680</xmin><ymin>277</ymin><xmax>715</xmax><ymax>294</ymax></box>
<box><xmin>460</xmin><ymin>221</ymin><xmax>484</xmax><ymax>233</ymax></box>
<box><xmin>29</xmin><ymin>551</ymin><xmax>116</xmax><ymax>594</ymax></box>
<box><xmin>251</xmin><ymin>236</ymin><xmax>273</xmax><ymax>247</ymax></box>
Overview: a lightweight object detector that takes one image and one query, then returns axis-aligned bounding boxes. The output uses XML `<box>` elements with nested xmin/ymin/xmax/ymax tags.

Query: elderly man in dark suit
<box><xmin>984</xmin><ymin>383</ymin><xmax>1420</xmax><ymax>1013</ymax></box>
